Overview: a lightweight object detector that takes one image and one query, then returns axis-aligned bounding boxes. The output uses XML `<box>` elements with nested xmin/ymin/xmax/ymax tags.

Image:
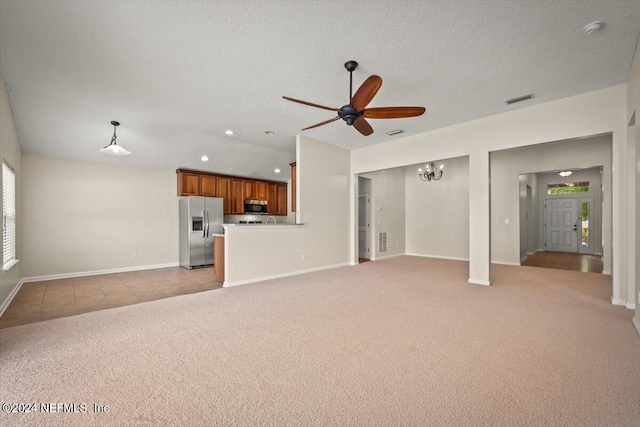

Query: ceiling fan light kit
<box><xmin>283</xmin><ymin>60</ymin><xmax>426</xmax><ymax>136</ymax></box>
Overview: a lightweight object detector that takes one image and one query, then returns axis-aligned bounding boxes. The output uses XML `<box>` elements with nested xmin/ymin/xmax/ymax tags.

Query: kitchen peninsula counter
<box><xmin>222</xmin><ymin>223</ymin><xmax>302</xmax><ymax>230</ymax></box>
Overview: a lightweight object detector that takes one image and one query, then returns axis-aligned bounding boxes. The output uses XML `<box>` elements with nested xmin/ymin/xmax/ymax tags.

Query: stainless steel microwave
<box><xmin>244</xmin><ymin>199</ymin><xmax>268</xmax><ymax>215</ymax></box>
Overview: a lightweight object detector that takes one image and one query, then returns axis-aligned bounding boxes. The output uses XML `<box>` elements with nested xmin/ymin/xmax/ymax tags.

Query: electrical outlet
<box><xmin>301</xmin><ymin>254</ymin><xmax>305</xmax><ymax>261</ymax></box>
<box><xmin>132</xmin><ymin>252</ymin><xmax>137</xmax><ymax>258</ymax></box>
<box><xmin>505</xmin><ymin>219</ymin><xmax>510</xmax><ymax>225</ymax></box>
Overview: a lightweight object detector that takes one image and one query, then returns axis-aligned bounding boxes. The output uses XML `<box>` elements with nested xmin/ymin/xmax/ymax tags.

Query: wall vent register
<box><xmin>378</xmin><ymin>232</ymin><xmax>387</xmax><ymax>253</ymax></box>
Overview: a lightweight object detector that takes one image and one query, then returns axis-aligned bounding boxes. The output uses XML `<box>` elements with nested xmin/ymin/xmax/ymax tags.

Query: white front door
<box><xmin>545</xmin><ymin>198</ymin><xmax>578</xmax><ymax>253</ymax></box>
<box><xmin>358</xmin><ymin>192</ymin><xmax>371</xmax><ymax>259</ymax></box>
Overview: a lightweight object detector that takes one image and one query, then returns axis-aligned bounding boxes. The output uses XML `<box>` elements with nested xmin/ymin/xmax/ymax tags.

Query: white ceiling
<box><xmin>1</xmin><ymin>1</ymin><xmax>639</xmax><ymax>180</ymax></box>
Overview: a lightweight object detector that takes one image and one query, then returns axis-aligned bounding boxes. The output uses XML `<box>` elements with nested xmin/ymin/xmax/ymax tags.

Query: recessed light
<box><xmin>201</xmin><ymin>155</ymin><xmax>209</xmax><ymax>162</ymax></box>
<box><xmin>274</xmin><ymin>168</ymin><xmax>281</xmax><ymax>173</ymax></box>
<box><xmin>265</xmin><ymin>131</ymin><xmax>275</xmax><ymax>135</ymax></box>
<box><xmin>225</xmin><ymin>130</ymin><xmax>234</xmax><ymax>135</ymax></box>
<box><xmin>386</xmin><ymin>129</ymin><xmax>404</xmax><ymax>136</ymax></box>
<box><xmin>583</xmin><ymin>21</ymin><xmax>603</xmax><ymax>35</ymax></box>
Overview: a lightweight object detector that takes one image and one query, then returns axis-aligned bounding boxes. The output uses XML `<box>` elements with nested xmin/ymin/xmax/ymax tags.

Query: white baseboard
<box><xmin>468</xmin><ymin>279</ymin><xmax>491</xmax><ymax>286</ymax></box>
<box><xmin>602</xmin><ymin>270</ymin><xmax>611</xmax><ymax>276</ymax></box>
<box><xmin>611</xmin><ymin>297</ymin><xmax>627</xmax><ymax>306</ymax></box>
<box><xmin>520</xmin><ymin>255</ymin><xmax>528</xmax><ymax>263</ymax></box>
<box><xmin>0</xmin><ymin>278</ymin><xmax>25</xmax><ymax>318</ymax></box>
<box><xmin>406</xmin><ymin>253</ymin><xmax>469</xmax><ymax>262</ymax></box>
<box><xmin>223</xmin><ymin>262</ymin><xmax>351</xmax><ymax>288</ymax></box>
<box><xmin>23</xmin><ymin>262</ymin><xmax>180</xmax><ymax>283</ymax></box>
<box><xmin>526</xmin><ymin>250</ymin><xmax>539</xmax><ymax>256</ymax></box>
<box><xmin>626</xmin><ymin>302</ymin><xmax>636</xmax><ymax>310</ymax></box>
<box><xmin>374</xmin><ymin>253</ymin><xmax>405</xmax><ymax>260</ymax></box>
<box><xmin>633</xmin><ymin>318</ymin><xmax>640</xmax><ymax>337</ymax></box>
<box><xmin>491</xmin><ymin>261</ymin><xmax>521</xmax><ymax>266</ymax></box>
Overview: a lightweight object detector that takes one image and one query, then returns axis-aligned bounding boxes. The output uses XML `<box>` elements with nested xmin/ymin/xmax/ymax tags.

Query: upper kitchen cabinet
<box><xmin>176</xmin><ymin>169</ymin><xmax>287</xmax><ymax>215</ymax></box>
<box><xmin>217</xmin><ymin>177</ymin><xmax>231</xmax><ymax>213</ymax></box>
<box><xmin>178</xmin><ymin>172</ymin><xmax>200</xmax><ymax>195</ymax></box>
<box><xmin>266</xmin><ymin>183</ymin><xmax>277</xmax><ymax>215</ymax></box>
<box><xmin>177</xmin><ymin>171</ymin><xmax>216</xmax><ymax>197</ymax></box>
<box><xmin>254</xmin><ymin>181</ymin><xmax>266</xmax><ymax>200</ymax></box>
<box><xmin>231</xmin><ymin>179</ymin><xmax>244</xmax><ymax>214</ymax></box>
<box><xmin>243</xmin><ymin>180</ymin><xmax>254</xmax><ymax>200</ymax></box>
<box><xmin>276</xmin><ymin>184</ymin><xmax>287</xmax><ymax>216</ymax></box>
<box><xmin>200</xmin><ymin>175</ymin><xmax>217</xmax><ymax>197</ymax></box>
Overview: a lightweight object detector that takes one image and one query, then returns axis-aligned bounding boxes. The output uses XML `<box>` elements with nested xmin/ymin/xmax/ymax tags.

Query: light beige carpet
<box><xmin>1</xmin><ymin>256</ymin><xmax>638</xmax><ymax>426</ymax></box>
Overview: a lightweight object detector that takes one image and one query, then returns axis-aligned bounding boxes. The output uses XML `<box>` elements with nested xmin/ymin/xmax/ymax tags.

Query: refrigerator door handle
<box><xmin>205</xmin><ymin>210</ymin><xmax>210</xmax><ymax>238</ymax></box>
<box><xmin>202</xmin><ymin>210</ymin><xmax>206</xmax><ymax>238</ymax></box>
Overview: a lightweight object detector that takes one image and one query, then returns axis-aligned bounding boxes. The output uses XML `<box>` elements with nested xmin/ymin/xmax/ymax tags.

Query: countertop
<box><xmin>222</xmin><ymin>223</ymin><xmax>302</xmax><ymax>229</ymax></box>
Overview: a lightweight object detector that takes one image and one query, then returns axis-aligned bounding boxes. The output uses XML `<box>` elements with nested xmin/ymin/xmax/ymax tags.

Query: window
<box><xmin>547</xmin><ymin>181</ymin><xmax>589</xmax><ymax>195</ymax></box>
<box><xmin>3</xmin><ymin>161</ymin><xmax>16</xmax><ymax>269</ymax></box>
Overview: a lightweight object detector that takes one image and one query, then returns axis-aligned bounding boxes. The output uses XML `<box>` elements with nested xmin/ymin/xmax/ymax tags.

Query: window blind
<box><xmin>3</xmin><ymin>161</ymin><xmax>16</xmax><ymax>267</ymax></box>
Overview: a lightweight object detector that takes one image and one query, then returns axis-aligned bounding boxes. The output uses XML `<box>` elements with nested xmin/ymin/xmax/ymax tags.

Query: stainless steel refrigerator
<box><xmin>179</xmin><ymin>196</ymin><xmax>224</xmax><ymax>269</ymax></box>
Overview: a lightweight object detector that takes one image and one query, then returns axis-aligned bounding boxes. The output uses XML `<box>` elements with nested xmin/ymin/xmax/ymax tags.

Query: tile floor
<box><xmin>0</xmin><ymin>267</ymin><xmax>222</xmax><ymax>329</ymax></box>
<box><xmin>521</xmin><ymin>251</ymin><xmax>603</xmax><ymax>273</ymax></box>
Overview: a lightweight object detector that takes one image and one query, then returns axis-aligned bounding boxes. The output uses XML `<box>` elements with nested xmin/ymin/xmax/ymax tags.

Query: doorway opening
<box><xmin>358</xmin><ymin>176</ymin><xmax>372</xmax><ymax>262</ymax></box>
<box><xmin>519</xmin><ymin>166</ymin><xmax>604</xmax><ymax>274</ymax></box>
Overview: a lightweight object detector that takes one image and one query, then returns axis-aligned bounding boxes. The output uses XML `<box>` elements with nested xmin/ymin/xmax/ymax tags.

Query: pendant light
<box><xmin>100</xmin><ymin>121</ymin><xmax>131</xmax><ymax>155</ymax></box>
<box><xmin>418</xmin><ymin>162</ymin><xmax>444</xmax><ymax>181</ymax></box>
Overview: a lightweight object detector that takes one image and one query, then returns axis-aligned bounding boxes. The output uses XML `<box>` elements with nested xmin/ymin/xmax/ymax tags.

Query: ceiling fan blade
<box><xmin>302</xmin><ymin>116</ymin><xmax>340</xmax><ymax>131</ymax></box>
<box><xmin>283</xmin><ymin>96</ymin><xmax>339</xmax><ymax>112</ymax></box>
<box><xmin>350</xmin><ymin>75</ymin><xmax>383</xmax><ymax>111</ymax></box>
<box><xmin>353</xmin><ymin>117</ymin><xmax>374</xmax><ymax>136</ymax></box>
<box><xmin>363</xmin><ymin>106</ymin><xmax>426</xmax><ymax>119</ymax></box>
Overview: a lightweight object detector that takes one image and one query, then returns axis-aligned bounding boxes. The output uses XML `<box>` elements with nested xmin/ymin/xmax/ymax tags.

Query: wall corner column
<box><xmin>469</xmin><ymin>150</ymin><xmax>491</xmax><ymax>285</ymax></box>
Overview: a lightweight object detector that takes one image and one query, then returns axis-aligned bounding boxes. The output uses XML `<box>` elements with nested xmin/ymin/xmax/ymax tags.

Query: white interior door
<box><xmin>545</xmin><ymin>198</ymin><xmax>578</xmax><ymax>253</ymax></box>
<box><xmin>358</xmin><ymin>192</ymin><xmax>370</xmax><ymax>259</ymax></box>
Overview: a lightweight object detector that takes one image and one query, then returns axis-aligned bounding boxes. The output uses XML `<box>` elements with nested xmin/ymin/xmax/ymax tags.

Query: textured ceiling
<box><xmin>1</xmin><ymin>1</ymin><xmax>639</xmax><ymax>179</ymax></box>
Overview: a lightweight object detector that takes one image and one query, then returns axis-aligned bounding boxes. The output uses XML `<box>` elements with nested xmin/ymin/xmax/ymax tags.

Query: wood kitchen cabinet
<box><xmin>231</xmin><ymin>179</ymin><xmax>244</xmax><ymax>214</ymax></box>
<box><xmin>243</xmin><ymin>180</ymin><xmax>254</xmax><ymax>200</ymax></box>
<box><xmin>254</xmin><ymin>181</ymin><xmax>266</xmax><ymax>200</ymax></box>
<box><xmin>176</xmin><ymin>169</ymin><xmax>287</xmax><ymax>215</ymax></box>
<box><xmin>217</xmin><ymin>177</ymin><xmax>231</xmax><ymax>213</ymax></box>
<box><xmin>200</xmin><ymin>175</ymin><xmax>217</xmax><ymax>197</ymax></box>
<box><xmin>266</xmin><ymin>183</ymin><xmax>277</xmax><ymax>215</ymax></box>
<box><xmin>290</xmin><ymin>162</ymin><xmax>296</xmax><ymax>212</ymax></box>
<box><xmin>276</xmin><ymin>184</ymin><xmax>287</xmax><ymax>216</ymax></box>
<box><xmin>178</xmin><ymin>172</ymin><xmax>200</xmax><ymax>195</ymax></box>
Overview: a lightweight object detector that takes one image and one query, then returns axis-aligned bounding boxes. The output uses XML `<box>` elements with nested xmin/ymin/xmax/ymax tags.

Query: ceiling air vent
<box><xmin>505</xmin><ymin>93</ymin><xmax>534</xmax><ymax>105</ymax></box>
<box><xmin>386</xmin><ymin>129</ymin><xmax>405</xmax><ymax>136</ymax></box>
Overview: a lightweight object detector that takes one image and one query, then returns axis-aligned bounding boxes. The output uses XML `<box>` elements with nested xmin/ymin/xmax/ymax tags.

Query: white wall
<box><xmin>627</xmin><ymin>35</ymin><xmax>640</xmax><ymax>322</ymax></box>
<box><xmin>359</xmin><ymin>168</ymin><xmax>406</xmax><ymax>259</ymax></box>
<box><xmin>536</xmin><ymin>167</ymin><xmax>604</xmax><ymax>256</ymax></box>
<box><xmin>519</xmin><ymin>173</ymin><xmax>538</xmax><ymax>260</ymax></box>
<box><xmin>351</xmin><ymin>84</ymin><xmax>628</xmax><ymax>299</ymax></box>
<box><xmin>0</xmin><ymin>74</ymin><xmax>23</xmax><ymax>310</ymax></box>
<box><xmin>405</xmin><ymin>156</ymin><xmax>469</xmax><ymax>260</ymax></box>
<box><xmin>224</xmin><ymin>135</ymin><xmax>350</xmax><ymax>285</ymax></box>
<box><xmin>22</xmin><ymin>155</ymin><xmax>179</xmax><ymax>277</ymax></box>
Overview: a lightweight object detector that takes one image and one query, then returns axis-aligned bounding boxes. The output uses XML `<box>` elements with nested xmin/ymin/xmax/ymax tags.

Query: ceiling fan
<box><xmin>283</xmin><ymin>60</ymin><xmax>425</xmax><ymax>136</ymax></box>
